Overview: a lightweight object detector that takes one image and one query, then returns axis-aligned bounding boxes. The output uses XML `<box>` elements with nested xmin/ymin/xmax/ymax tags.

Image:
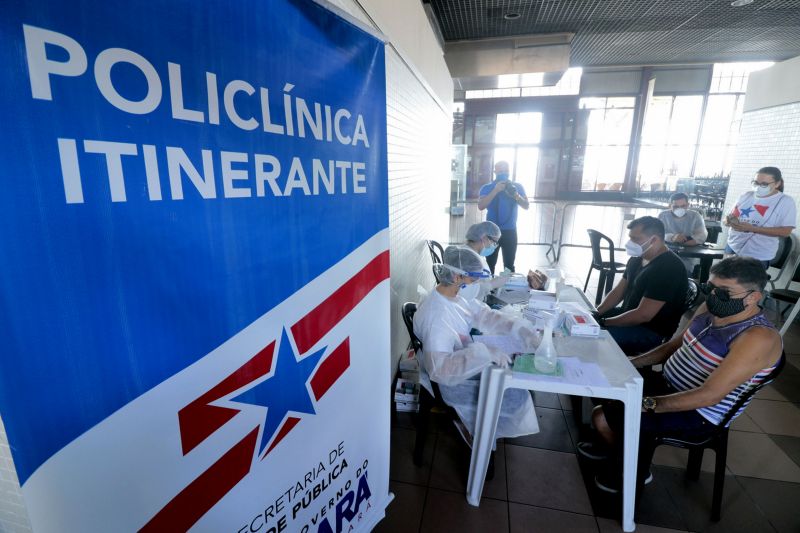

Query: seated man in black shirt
<box><xmin>594</xmin><ymin>216</ymin><xmax>688</xmax><ymax>356</ymax></box>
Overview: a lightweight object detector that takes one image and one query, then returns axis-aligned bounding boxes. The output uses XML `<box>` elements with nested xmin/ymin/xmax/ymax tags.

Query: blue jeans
<box><xmin>605</xmin><ymin>325</ymin><xmax>664</xmax><ymax>356</ymax></box>
<box><xmin>600</xmin><ymin>308</ymin><xmax>665</xmax><ymax>356</ymax></box>
<box><xmin>724</xmin><ymin>245</ymin><xmax>770</xmax><ymax>269</ymax></box>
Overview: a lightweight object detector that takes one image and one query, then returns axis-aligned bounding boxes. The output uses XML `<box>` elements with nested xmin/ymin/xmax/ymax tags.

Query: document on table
<box><xmin>495</xmin><ymin>288</ymin><xmax>531</xmax><ymax>305</ymax></box>
<box><xmin>559</xmin><ymin>357</ymin><xmax>610</xmax><ymax>387</ymax></box>
<box><xmin>473</xmin><ymin>335</ymin><xmax>527</xmax><ymax>354</ymax></box>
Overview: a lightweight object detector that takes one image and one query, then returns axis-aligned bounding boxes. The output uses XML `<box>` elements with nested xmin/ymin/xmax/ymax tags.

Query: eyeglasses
<box><xmin>751</xmin><ymin>179</ymin><xmax>775</xmax><ymax>187</ymax></box>
<box><xmin>487</xmin><ymin>236</ymin><xmax>499</xmax><ymax>245</ymax></box>
<box><xmin>700</xmin><ymin>282</ymin><xmax>754</xmax><ymax>302</ymax></box>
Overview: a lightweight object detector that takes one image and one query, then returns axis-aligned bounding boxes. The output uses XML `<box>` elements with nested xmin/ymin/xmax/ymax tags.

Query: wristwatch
<box><xmin>642</xmin><ymin>396</ymin><xmax>657</xmax><ymax>413</ymax></box>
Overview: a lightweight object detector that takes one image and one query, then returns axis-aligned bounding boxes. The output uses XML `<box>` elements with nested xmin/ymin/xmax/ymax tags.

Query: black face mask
<box><xmin>704</xmin><ymin>288</ymin><xmax>753</xmax><ymax>318</ymax></box>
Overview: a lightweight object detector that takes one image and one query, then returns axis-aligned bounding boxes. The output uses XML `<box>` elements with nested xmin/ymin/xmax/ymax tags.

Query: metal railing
<box><xmin>448</xmin><ymin>199</ymin><xmax>559</xmax><ymax>260</ymax></box>
<box><xmin>448</xmin><ymin>199</ymin><xmax>666</xmax><ymax>264</ymax></box>
<box><xmin>555</xmin><ymin>201</ymin><xmax>662</xmax><ymax>261</ymax></box>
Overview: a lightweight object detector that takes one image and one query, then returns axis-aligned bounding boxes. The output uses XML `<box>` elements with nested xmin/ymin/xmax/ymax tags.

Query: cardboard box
<box><xmin>565</xmin><ymin>310</ymin><xmax>600</xmax><ymax>337</ymax></box>
<box><xmin>527</xmin><ymin>288</ymin><xmax>557</xmax><ymax>310</ymax></box>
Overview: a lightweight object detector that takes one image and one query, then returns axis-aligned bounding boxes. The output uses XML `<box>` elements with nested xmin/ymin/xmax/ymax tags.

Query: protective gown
<box><xmin>413</xmin><ymin>289</ymin><xmax>540</xmax><ymax>439</ymax></box>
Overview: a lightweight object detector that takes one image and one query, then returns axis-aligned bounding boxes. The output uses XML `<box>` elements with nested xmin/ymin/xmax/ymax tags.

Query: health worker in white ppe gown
<box><xmin>462</xmin><ymin>221</ymin><xmax>508</xmax><ymax>302</ymax></box>
<box><xmin>413</xmin><ymin>245</ymin><xmax>540</xmax><ymax>441</ymax></box>
<box><xmin>463</xmin><ymin>221</ymin><xmax>548</xmax><ymax>302</ymax></box>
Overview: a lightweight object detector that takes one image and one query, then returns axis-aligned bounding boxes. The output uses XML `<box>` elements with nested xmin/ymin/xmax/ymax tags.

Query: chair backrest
<box><xmin>426</xmin><ymin>240</ymin><xmax>444</xmax><ymax>265</ymax></box>
<box><xmin>402</xmin><ymin>302</ymin><xmax>423</xmax><ymax>352</ymax></box>
<box><xmin>718</xmin><ymin>353</ymin><xmax>786</xmax><ymax>428</ymax></box>
<box><xmin>771</xmin><ymin>234</ymin><xmax>800</xmax><ymax>289</ymax></box>
<box><xmin>431</xmin><ymin>263</ymin><xmax>441</xmax><ymax>284</ymax></box>
<box><xmin>586</xmin><ymin>229</ymin><xmax>617</xmax><ymax>267</ymax></box>
<box><xmin>685</xmin><ymin>278</ymin><xmax>700</xmax><ymax>311</ymax></box>
<box><xmin>705</xmin><ymin>224</ymin><xmax>722</xmax><ymax>244</ymax></box>
<box><xmin>770</xmin><ymin>235</ymin><xmax>794</xmax><ymax>269</ymax></box>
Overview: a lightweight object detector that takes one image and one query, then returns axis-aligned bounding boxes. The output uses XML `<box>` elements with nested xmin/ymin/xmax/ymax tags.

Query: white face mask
<box><xmin>754</xmin><ymin>184</ymin><xmax>773</xmax><ymax>198</ymax></box>
<box><xmin>459</xmin><ymin>282</ymin><xmax>481</xmax><ymax>301</ymax></box>
<box><xmin>625</xmin><ymin>237</ymin><xmax>653</xmax><ymax>257</ymax></box>
<box><xmin>672</xmin><ymin>208</ymin><xmax>687</xmax><ymax>218</ymax></box>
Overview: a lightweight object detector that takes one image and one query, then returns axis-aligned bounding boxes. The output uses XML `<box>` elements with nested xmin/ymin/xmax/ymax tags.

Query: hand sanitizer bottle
<box><xmin>534</xmin><ymin>311</ymin><xmax>558</xmax><ymax>373</ymax></box>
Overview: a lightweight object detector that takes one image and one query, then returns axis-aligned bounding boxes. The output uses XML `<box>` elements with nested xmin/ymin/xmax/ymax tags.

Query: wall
<box><xmin>0</xmin><ymin>1</ymin><xmax>453</xmax><ymax>531</ymax></box>
<box><xmin>723</xmin><ymin>56</ymin><xmax>800</xmax><ymax>233</ymax></box>
<box><xmin>743</xmin><ymin>55</ymin><xmax>800</xmax><ymax>113</ymax></box>
<box><xmin>0</xmin><ymin>416</ymin><xmax>30</xmax><ymax>533</ymax></box>
<box><xmin>327</xmin><ymin>0</ymin><xmax>453</xmax><ymax>370</ymax></box>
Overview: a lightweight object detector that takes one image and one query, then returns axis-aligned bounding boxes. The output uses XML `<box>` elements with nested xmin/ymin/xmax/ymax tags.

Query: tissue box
<box><xmin>565</xmin><ymin>310</ymin><xmax>600</xmax><ymax>337</ymax></box>
<box><xmin>527</xmin><ymin>288</ymin><xmax>557</xmax><ymax>310</ymax></box>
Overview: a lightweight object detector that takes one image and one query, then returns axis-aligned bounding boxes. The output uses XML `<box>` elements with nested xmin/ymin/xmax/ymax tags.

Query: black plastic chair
<box><xmin>401</xmin><ymin>302</ymin><xmax>494</xmax><ymax>477</ymax></box>
<box><xmin>402</xmin><ymin>302</ymin><xmax>448</xmax><ymax>466</ymax></box>
<box><xmin>685</xmin><ymin>278</ymin><xmax>701</xmax><ymax>311</ymax></box>
<box><xmin>768</xmin><ymin>261</ymin><xmax>800</xmax><ymax>335</ymax></box>
<box><xmin>705</xmin><ymin>224</ymin><xmax>722</xmax><ymax>244</ymax></box>
<box><xmin>653</xmin><ymin>354</ymin><xmax>785</xmax><ymax>521</ymax></box>
<box><xmin>584</xmin><ymin>229</ymin><xmax>627</xmax><ymax>305</ymax></box>
<box><xmin>767</xmin><ymin>234</ymin><xmax>796</xmax><ymax>290</ymax></box>
<box><xmin>426</xmin><ymin>240</ymin><xmax>444</xmax><ymax>265</ymax></box>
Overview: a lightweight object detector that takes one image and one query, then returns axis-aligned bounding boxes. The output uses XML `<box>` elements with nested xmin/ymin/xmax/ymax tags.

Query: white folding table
<box><xmin>466</xmin><ymin>285</ymin><xmax>644</xmax><ymax>532</ymax></box>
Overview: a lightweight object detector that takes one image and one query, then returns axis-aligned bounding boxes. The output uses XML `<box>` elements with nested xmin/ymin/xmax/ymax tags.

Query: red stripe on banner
<box><xmin>310</xmin><ymin>338</ymin><xmax>350</xmax><ymax>400</ymax></box>
<box><xmin>264</xmin><ymin>416</ymin><xmax>302</xmax><ymax>456</ymax></box>
<box><xmin>178</xmin><ymin>342</ymin><xmax>275</xmax><ymax>455</ymax></box>
<box><xmin>291</xmin><ymin>250</ymin><xmax>389</xmax><ymax>354</ymax></box>
<box><xmin>140</xmin><ymin>427</ymin><xmax>259</xmax><ymax>532</ymax></box>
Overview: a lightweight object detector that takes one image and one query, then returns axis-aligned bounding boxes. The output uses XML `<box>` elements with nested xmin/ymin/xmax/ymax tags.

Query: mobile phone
<box><xmin>726</xmin><ymin>215</ymin><xmax>739</xmax><ymax>224</ymax></box>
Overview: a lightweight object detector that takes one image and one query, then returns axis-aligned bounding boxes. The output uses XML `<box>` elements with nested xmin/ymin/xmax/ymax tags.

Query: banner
<box><xmin>0</xmin><ymin>0</ymin><xmax>391</xmax><ymax>531</ymax></box>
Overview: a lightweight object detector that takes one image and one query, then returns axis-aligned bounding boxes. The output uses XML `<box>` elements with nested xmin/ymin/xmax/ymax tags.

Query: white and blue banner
<box><xmin>0</xmin><ymin>1</ymin><xmax>391</xmax><ymax>531</ymax></box>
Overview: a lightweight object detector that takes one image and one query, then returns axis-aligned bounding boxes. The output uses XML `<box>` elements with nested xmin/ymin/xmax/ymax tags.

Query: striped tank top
<box><xmin>663</xmin><ymin>312</ymin><xmax>781</xmax><ymax>427</ymax></box>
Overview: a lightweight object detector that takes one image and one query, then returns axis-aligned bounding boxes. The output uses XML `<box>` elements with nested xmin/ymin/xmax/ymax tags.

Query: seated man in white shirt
<box><xmin>413</xmin><ymin>245</ymin><xmax>541</xmax><ymax>444</ymax></box>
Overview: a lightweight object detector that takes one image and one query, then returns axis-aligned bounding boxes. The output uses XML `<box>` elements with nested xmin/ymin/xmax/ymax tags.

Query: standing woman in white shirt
<box><xmin>725</xmin><ymin>167</ymin><xmax>797</xmax><ymax>268</ymax></box>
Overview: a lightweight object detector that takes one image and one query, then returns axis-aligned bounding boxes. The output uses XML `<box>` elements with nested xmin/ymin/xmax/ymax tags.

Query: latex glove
<box><xmin>486</xmin><ymin>346</ymin><xmax>512</xmax><ymax>368</ymax></box>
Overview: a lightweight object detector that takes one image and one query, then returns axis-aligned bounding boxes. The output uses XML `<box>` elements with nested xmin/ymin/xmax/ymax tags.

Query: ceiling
<box><xmin>425</xmin><ymin>0</ymin><xmax>800</xmax><ymax>67</ymax></box>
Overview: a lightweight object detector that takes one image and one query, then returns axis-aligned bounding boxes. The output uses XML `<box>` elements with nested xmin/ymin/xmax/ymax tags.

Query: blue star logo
<box><xmin>739</xmin><ymin>206</ymin><xmax>753</xmax><ymax>218</ymax></box>
<box><xmin>231</xmin><ymin>328</ymin><xmax>325</xmax><ymax>454</ymax></box>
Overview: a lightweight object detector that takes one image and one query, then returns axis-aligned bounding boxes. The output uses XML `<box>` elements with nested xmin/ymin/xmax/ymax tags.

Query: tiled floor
<box><xmin>376</xmin><ymin>245</ymin><xmax>800</xmax><ymax>533</ymax></box>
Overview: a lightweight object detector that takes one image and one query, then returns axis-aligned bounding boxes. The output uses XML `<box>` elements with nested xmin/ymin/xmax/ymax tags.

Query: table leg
<box><xmin>466</xmin><ymin>366</ymin><xmax>506</xmax><ymax>506</ymax></box>
<box><xmin>621</xmin><ymin>379</ymin><xmax>643</xmax><ymax>532</ymax></box>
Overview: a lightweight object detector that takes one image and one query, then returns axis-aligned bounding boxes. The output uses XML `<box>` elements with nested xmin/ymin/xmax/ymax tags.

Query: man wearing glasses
<box><xmin>580</xmin><ymin>256</ymin><xmax>783</xmax><ymax>492</ymax></box>
<box><xmin>725</xmin><ymin>166</ymin><xmax>796</xmax><ymax>268</ymax></box>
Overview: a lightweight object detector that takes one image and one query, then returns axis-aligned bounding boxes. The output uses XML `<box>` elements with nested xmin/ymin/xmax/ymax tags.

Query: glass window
<box><xmin>640</xmin><ymin>96</ymin><xmax>672</xmax><ymax>146</ymax></box>
<box><xmin>710</xmin><ymin>62</ymin><xmax>773</xmax><ymax>94</ymax></box>
<box><xmin>495</xmin><ymin>113</ymin><xmax>542</xmax><ymax>144</ymax></box>
<box><xmin>473</xmin><ymin>116</ymin><xmax>496</xmax><ymax>144</ymax></box>
<box><xmin>667</xmin><ymin>96</ymin><xmax>703</xmax><ymax>145</ymax></box>
<box><xmin>468</xmin><ymin>68</ymin><xmax>583</xmax><ymax>99</ymax></box>
<box><xmin>638</xmin><ymin>95</ymin><xmax>703</xmax><ymax>190</ymax></box>
<box><xmin>579</xmin><ymin>97</ymin><xmax>635</xmax><ymax>191</ymax></box>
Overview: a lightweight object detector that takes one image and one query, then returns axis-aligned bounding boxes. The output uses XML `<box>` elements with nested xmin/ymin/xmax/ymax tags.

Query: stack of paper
<box><xmin>394</xmin><ymin>378</ymin><xmax>420</xmax><ymax>412</ymax></box>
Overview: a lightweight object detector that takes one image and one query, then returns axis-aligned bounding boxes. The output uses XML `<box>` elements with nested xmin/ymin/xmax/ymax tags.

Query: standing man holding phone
<box><xmin>478</xmin><ymin>160</ymin><xmax>529</xmax><ymax>274</ymax></box>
